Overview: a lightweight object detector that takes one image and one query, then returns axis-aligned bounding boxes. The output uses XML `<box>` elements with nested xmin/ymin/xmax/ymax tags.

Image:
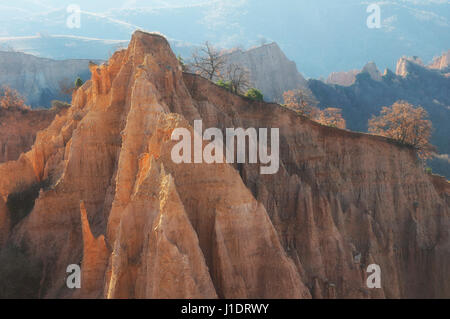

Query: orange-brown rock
<box><xmin>0</xmin><ymin>31</ymin><xmax>448</xmax><ymax>299</ymax></box>
<box><xmin>78</xmin><ymin>201</ymin><xmax>108</xmax><ymax>298</ymax></box>
<box><xmin>0</xmin><ymin>107</ymin><xmax>63</xmax><ymax>164</ymax></box>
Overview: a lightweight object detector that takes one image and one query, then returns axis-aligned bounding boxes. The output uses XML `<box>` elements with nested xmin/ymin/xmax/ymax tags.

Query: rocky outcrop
<box><xmin>79</xmin><ymin>201</ymin><xmax>108</xmax><ymax>298</ymax></box>
<box><xmin>0</xmin><ymin>31</ymin><xmax>448</xmax><ymax>299</ymax></box>
<box><xmin>0</xmin><ymin>106</ymin><xmax>66</xmax><ymax>164</ymax></box>
<box><xmin>222</xmin><ymin>43</ymin><xmax>308</xmax><ymax>102</ymax></box>
<box><xmin>361</xmin><ymin>62</ymin><xmax>382</xmax><ymax>82</ymax></box>
<box><xmin>0</xmin><ymin>51</ymin><xmax>97</xmax><ymax>107</ymax></box>
<box><xmin>395</xmin><ymin>56</ymin><xmax>425</xmax><ymax>77</ymax></box>
<box><xmin>185</xmin><ymin>73</ymin><xmax>450</xmax><ymax>299</ymax></box>
<box><xmin>429</xmin><ymin>50</ymin><xmax>450</xmax><ymax>72</ymax></box>
<box><xmin>326</xmin><ymin>70</ymin><xmax>359</xmax><ymax>86</ymax></box>
<box><xmin>325</xmin><ymin>62</ymin><xmax>382</xmax><ymax>86</ymax></box>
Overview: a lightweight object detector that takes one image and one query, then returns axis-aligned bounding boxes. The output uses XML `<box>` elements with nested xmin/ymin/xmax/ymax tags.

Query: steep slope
<box><xmin>222</xmin><ymin>43</ymin><xmax>308</xmax><ymax>103</ymax></box>
<box><xmin>0</xmin><ymin>31</ymin><xmax>448</xmax><ymax>299</ymax></box>
<box><xmin>0</xmin><ymin>51</ymin><xmax>97</xmax><ymax>107</ymax></box>
<box><xmin>0</xmin><ymin>106</ymin><xmax>66</xmax><ymax>163</ymax></box>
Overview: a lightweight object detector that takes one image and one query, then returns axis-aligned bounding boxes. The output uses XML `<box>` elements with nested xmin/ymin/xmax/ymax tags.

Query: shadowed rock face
<box><xmin>0</xmin><ymin>31</ymin><xmax>448</xmax><ymax>299</ymax></box>
<box><xmin>326</xmin><ymin>69</ymin><xmax>359</xmax><ymax>86</ymax></box>
<box><xmin>325</xmin><ymin>62</ymin><xmax>382</xmax><ymax>87</ymax></box>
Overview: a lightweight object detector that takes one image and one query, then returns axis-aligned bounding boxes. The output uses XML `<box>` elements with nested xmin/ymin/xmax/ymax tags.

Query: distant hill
<box><xmin>0</xmin><ymin>34</ymin><xmax>194</xmax><ymax>63</ymax></box>
<box><xmin>325</xmin><ymin>62</ymin><xmax>383</xmax><ymax>86</ymax></box>
<box><xmin>222</xmin><ymin>43</ymin><xmax>308</xmax><ymax>102</ymax></box>
<box><xmin>1</xmin><ymin>1</ymin><xmax>449</xmax><ymax>78</ymax></box>
<box><xmin>0</xmin><ymin>40</ymin><xmax>307</xmax><ymax>106</ymax></box>
<box><xmin>0</xmin><ymin>51</ymin><xmax>96</xmax><ymax>107</ymax></box>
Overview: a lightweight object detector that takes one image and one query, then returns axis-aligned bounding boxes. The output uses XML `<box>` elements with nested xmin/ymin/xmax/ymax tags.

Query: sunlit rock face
<box><xmin>0</xmin><ymin>107</ymin><xmax>64</xmax><ymax>164</ymax></box>
<box><xmin>0</xmin><ymin>31</ymin><xmax>448</xmax><ymax>299</ymax></box>
<box><xmin>428</xmin><ymin>50</ymin><xmax>450</xmax><ymax>72</ymax></box>
<box><xmin>223</xmin><ymin>43</ymin><xmax>308</xmax><ymax>103</ymax></box>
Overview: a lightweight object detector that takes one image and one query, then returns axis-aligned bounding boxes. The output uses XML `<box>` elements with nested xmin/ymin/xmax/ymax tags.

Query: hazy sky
<box><xmin>0</xmin><ymin>0</ymin><xmax>449</xmax><ymax>77</ymax></box>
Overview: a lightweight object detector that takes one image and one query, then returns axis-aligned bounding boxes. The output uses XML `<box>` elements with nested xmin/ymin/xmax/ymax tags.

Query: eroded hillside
<box><xmin>0</xmin><ymin>106</ymin><xmax>66</xmax><ymax>164</ymax></box>
<box><xmin>0</xmin><ymin>31</ymin><xmax>448</xmax><ymax>299</ymax></box>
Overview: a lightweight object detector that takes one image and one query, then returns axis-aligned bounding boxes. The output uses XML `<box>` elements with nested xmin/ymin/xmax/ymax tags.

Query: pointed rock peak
<box><xmin>128</xmin><ymin>30</ymin><xmax>172</xmax><ymax>58</ymax></box>
<box><xmin>362</xmin><ymin>61</ymin><xmax>378</xmax><ymax>72</ymax></box>
<box><xmin>80</xmin><ymin>201</ymin><xmax>94</xmax><ymax>243</ymax></box>
<box><xmin>429</xmin><ymin>50</ymin><xmax>450</xmax><ymax>71</ymax></box>
<box><xmin>383</xmin><ymin>68</ymin><xmax>395</xmax><ymax>76</ymax></box>
<box><xmin>159</xmin><ymin>173</ymin><xmax>180</xmax><ymax>211</ymax></box>
<box><xmin>396</xmin><ymin>56</ymin><xmax>425</xmax><ymax>76</ymax></box>
<box><xmin>148</xmin><ymin>155</ymin><xmax>160</xmax><ymax>175</ymax></box>
<box><xmin>382</xmin><ymin>68</ymin><xmax>397</xmax><ymax>81</ymax></box>
<box><xmin>361</xmin><ymin>62</ymin><xmax>382</xmax><ymax>81</ymax></box>
<box><xmin>132</xmin><ymin>30</ymin><xmax>169</xmax><ymax>43</ymax></box>
<box><xmin>160</xmin><ymin>162</ymin><xmax>166</xmax><ymax>177</ymax></box>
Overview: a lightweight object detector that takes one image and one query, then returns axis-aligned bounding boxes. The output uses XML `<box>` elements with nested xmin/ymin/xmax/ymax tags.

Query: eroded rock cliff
<box><xmin>0</xmin><ymin>106</ymin><xmax>66</xmax><ymax>164</ymax></box>
<box><xmin>0</xmin><ymin>31</ymin><xmax>448</xmax><ymax>299</ymax></box>
<box><xmin>428</xmin><ymin>50</ymin><xmax>450</xmax><ymax>73</ymax></box>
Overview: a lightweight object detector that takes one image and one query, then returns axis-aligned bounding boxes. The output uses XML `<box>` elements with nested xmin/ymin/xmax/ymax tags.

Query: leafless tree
<box><xmin>190</xmin><ymin>41</ymin><xmax>226</xmax><ymax>80</ymax></box>
<box><xmin>223</xmin><ymin>64</ymin><xmax>251</xmax><ymax>94</ymax></box>
<box><xmin>59</xmin><ymin>78</ymin><xmax>75</xmax><ymax>98</ymax></box>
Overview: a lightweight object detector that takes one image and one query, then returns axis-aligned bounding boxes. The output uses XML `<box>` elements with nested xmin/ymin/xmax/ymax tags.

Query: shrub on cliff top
<box><xmin>75</xmin><ymin>77</ymin><xmax>84</xmax><ymax>89</ymax></box>
<box><xmin>317</xmin><ymin>107</ymin><xmax>346</xmax><ymax>129</ymax></box>
<box><xmin>50</xmin><ymin>100</ymin><xmax>71</xmax><ymax>112</ymax></box>
<box><xmin>216</xmin><ymin>79</ymin><xmax>233</xmax><ymax>91</ymax></box>
<box><xmin>0</xmin><ymin>86</ymin><xmax>29</xmax><ymax>110</ymax></box>
<box><xmin>283</xmin><ymin>89</ymin><xmax>320</xmax><ymax>118</ymax></box>
<box><xmin>245</xmin><ymin>88</ymin><xmax>264</xmax><ymax>101</ymax></box>
<box><xmin>368</xmin><ymin>100</ymin><xmax>435</xmax><ymax>160</ymax></box>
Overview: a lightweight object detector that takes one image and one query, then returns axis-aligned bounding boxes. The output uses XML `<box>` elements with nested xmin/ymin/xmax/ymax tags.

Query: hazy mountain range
<box><xmin>1</xmin><ymin>0</ymin><xmax>449</xmax><ymax>78</ymax></box>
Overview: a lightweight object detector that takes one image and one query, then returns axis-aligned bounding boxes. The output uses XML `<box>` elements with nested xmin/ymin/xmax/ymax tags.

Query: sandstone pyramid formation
<box><xmin>0</xmin><ymin>31</ymin><xmax>448</xmax><ymax>299</ymax></box>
